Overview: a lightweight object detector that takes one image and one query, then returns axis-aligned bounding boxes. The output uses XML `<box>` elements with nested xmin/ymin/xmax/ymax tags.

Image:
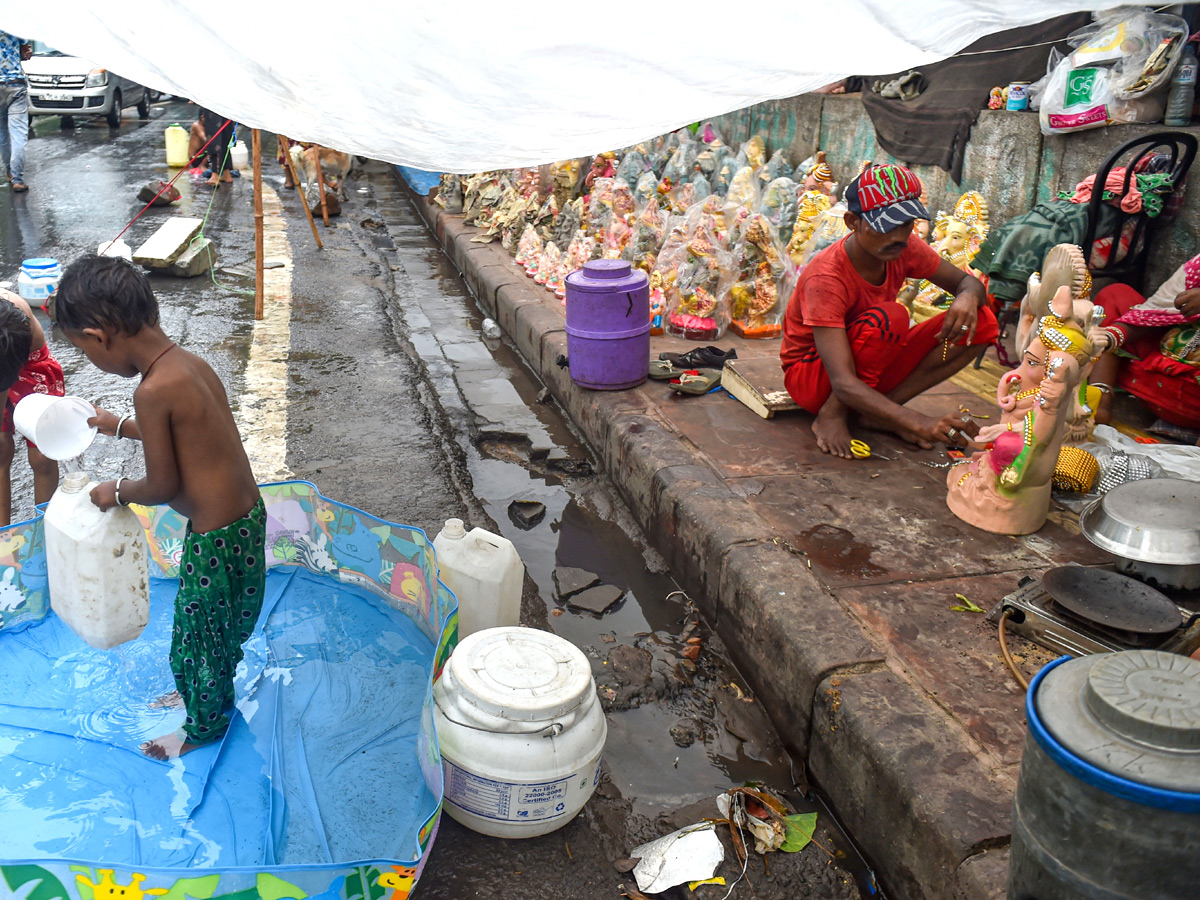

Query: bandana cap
<box><xmin>845</xmin><ymin>164</ymin><xmax>930</xmax><ymax>233</ymax></box>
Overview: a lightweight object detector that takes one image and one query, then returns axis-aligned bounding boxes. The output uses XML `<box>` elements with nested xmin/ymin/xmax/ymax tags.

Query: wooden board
<box><xmin>721</xmin><ymin>357</ymin><xmax>799</xmax><ymax>419</ymax></box>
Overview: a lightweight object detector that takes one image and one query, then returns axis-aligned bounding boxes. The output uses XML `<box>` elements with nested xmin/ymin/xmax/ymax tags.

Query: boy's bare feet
<box><xmin>141</xmin><ymin>730</ymin><xmax>198</xmax><ymax>759</ymax></box>
<box><xmin>141</xmin><ymin>734</ymin><xmax>198</xmax><ymax>763</ymax></box>
<box><xmin>149</xmin><ymin>690</ymin><xmax>183</xmax><ymax>709</ymax></box>
<box><xmin>813</xmin><ymin>400</ymin><xmax>855</xmax><ymax>459</ymax></box>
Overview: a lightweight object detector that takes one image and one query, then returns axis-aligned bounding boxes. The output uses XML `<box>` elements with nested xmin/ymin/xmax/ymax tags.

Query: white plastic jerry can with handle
<box><xmin>44</xmin><ymin>472</ymin><xmax>150</xmax><ymax>649</ymax></box>
<box><xmin>433</xmin><ymin>518</ymin><xmax>523</xmax><ymax>638</ymax></box>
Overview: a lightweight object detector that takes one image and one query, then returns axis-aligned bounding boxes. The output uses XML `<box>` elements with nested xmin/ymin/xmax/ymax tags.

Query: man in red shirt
<box><xmin>780</xmin><ymin>164</ymin><xmax>998</xmax><ymax>458</ymax></box>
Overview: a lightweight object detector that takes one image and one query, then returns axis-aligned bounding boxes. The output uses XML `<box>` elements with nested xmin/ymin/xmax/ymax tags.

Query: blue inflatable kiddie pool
<box><xmin>0</xmin><ymin>481</ymin><xmax>457</xmax><ymax>900</ymax></box>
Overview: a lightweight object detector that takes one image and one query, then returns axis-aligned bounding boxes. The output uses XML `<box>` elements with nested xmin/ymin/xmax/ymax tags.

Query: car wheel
<box><xmin>137</xmin><ymin>91</ymin><xmax>150</xmax><ymax>120</ymax></box>
<box><xmin>60</xmin><ymin>115</ymin><xmax>75</xmax><ymax>129</ymax></box>
<box><xmin>106</xmin><ymin>90</ymin><xmax>122</xmax><ymax>127</ymax></box>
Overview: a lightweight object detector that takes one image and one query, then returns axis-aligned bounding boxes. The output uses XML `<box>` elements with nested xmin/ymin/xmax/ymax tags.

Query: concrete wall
<box><xmin>712</xmin><ymin>95</ymin><xmax>1200</xmax><ymax>289</ymax></box>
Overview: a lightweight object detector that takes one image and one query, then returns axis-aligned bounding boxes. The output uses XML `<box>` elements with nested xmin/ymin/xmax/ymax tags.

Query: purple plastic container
<box><xmin>564</xmin><ymin>259</ymin><xmax>650</xmax><ymax>390</ymax></box>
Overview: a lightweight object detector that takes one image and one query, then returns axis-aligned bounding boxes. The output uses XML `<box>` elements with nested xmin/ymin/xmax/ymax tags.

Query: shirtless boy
<box><xmin>53</xmin><ymin>256</ymin><xmax>264</xmax><ymax>759</ymax></box>
<box><xmin>781</xmin><ymin>164</ymin><xmax>999</xmax><ymax>458</ymax></box>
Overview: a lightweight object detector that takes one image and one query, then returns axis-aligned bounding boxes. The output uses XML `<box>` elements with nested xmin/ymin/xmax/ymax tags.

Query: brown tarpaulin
<box><xmin>861</xmin><ymin>13</ymin><xmax>1092</xmax><ymax>181</ymax></box>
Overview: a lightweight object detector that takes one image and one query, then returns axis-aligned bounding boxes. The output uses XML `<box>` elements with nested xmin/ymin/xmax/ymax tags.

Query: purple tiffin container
<box><xmin>564</xmin><ymin>259</ymin><xmax>650</xmax><ymax>391</ymax></box>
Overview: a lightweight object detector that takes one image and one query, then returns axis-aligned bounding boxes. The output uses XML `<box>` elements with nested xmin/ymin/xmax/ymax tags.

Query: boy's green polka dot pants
<box><xmin>170</xmin><ymin>499</ymin><xmax>267</xmax><ymax>744</ymax></box>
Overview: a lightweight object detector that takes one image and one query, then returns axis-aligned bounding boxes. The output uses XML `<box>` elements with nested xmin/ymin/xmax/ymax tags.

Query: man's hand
<box><xmin>90</xmin><ymin>481</ymin><xmax>119</xmax><ymax>511</ymax></box>
<box><xmin>19</xmin><ymin>44</ymin><xmax>31</xmax><ymax>61</ymax></box>
<box><xmin>938</xmin><ymin>294</ymin><xmax>980</xmax><ymax>344</ymax></box>
<box><xmin>1175</xmin><ymin>288</ymin><xmax>1200</xmax><ymax>318</ymax></box>
<box><xmin>896</xmin><ymin>411</ymin><xmax>979</xmax><ymax>450</ymax></box>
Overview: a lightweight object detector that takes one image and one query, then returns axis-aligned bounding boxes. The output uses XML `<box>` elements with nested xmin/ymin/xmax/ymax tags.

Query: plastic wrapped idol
<box><xmin>623</xmin><ymin>198</ymin><xmax>667</xmax><ymax>274</ymax></box>
<box><xmin>738</xmin><ymin>135</ymin><xmax>768</xmax><ymax>170</ymax></box>
<box><xmin>514</xmin><ymin>168</ymin><xmax>540</xmax><ymax>201</ymax></box>
<box><xmin>664</xmin><ymin>222</ymin><xmax>735</xmax><ymax>341</ymax></box>
<box><xmin>514</xmin><ymin>225</ymin><xmax>542</xmax><ymax>268</ymax></box>
<box><xmin>787</xmin><ymin>190</ymin><xmax>833</xmax><ymax>266</ymax></box>
<box><xmin>711</xmin><ymin>156</ymin><xmax>740</xmax><ymax>197</ymax></box>
<box><xmin>689</xmin><ymin>171</ymin><xmax>713</xmax><ymax>202</ymax></box>
<box><xmin>434</xmin><ymin>173</ymin><xmax>464</xmax><ymax>214</ymax></box>
<box><xmin>541</xmin><ymin>243</ymin><xmax>565</xmax><ymax>293</ymax></box>
<box><xmin>552</xmin><ymin>197</ymin><xmax>583</xmax><ymax>250</ymax></box>
<box><xmin>659</xmin><ymin>140</ymin><xmax>698</xmax><ymax>193</ymax></box>
<box><xmin>550</xmin><ymin>158</ymin><xmax>583</xmax><ymax>208</ymax></box>
<box><xmin>758</xmin><ymin>148</ymin><xmax>792</xmax><ymax>186</ymax></box>
<box><xmin>727</xmin><ymin>213</ymin><xmax>794</xmax><ymax>339</ymax></box>
<box><xmin>602</xmin><ymin>212</ymin><xmax>634</xmax><ymax>259</ymax></box>
<box><xmin>759</xmin><ymin>177</ymin><xmax>800</xmax><ymax>243</ymax></box>
<box><xmin>614</xmin><ymin>147</ymin><xmax>650</xmax><ymax>190</ymax></box>
<box><xmin>800</xmin><ymin>202</ymin><xmax>851</xmax><ymax>265</ymax></box>
<box><xmin>724</xmin><ymin>167</ymin><xmax>761</xmax><ymax>224</ymax></box>
<box><xmin>664</xmin><ymin>182</ymin><xmax>697</xmax><ymax>215</ymax></box>
<box><xmin>695</xmin><ymin>140</ymin><xmax>731</xmax><ymax>179</ymax></box>
<box><xmin>633</xmin><ymin>172</ymin><xmax>659</xmax><ymax>209</ymax></box>
<box><xmin>557</xmin><ymin>230</ymin><xmax>597</xmax><ymax>301</ymax></box>
<box><xmin>585</xmin><ymin>177</ymin><xmax>616</xmax><ymax>238</ymax></box>
<box><xmin>533</xmin><ymin>242</ymin><xmax>561</xmax><ymax>286</ymax></box>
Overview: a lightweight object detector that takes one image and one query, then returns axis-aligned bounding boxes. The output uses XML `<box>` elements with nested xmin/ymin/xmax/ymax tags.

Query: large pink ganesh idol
<box><xmin>946</xmin><ymin>290</ymin><xmax>1093</xmax><ymax>535</ymax></box>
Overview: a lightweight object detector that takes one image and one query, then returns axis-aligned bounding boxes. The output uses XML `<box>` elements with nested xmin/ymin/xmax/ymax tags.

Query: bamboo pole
<box><xmin>280</xmin><ymin>136</ymin><xmax>323</xmax><ymax>249</ymax></box>
<box><xmin>315</xmin><ymin>152</ymin><xmax>330</xmax><ymax>227</ymax></box>
<box><xmin>252</xmin><ymin>128</ymin><xmax>264</xmax><ymax>321</ymax></box>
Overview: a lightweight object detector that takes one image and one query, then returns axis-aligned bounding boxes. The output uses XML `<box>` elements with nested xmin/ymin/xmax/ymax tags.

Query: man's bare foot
<box><xmin>204</xmin><ymin>173</ymin><xmax>219</xmax><ymax>186</ymax></box>
<box><xmin>813</xmin><ymin>402</ymin><xmax>856</xmax><ymax>459</ymax></box>
<box><xmin>149</xmin><ymin>691</ymin><xmax>183</xmax><ymax>709</ymax></box>
<box><xmin>141</xmin><ymin>730</ymin><xmax>198</xmax><ymax>759</ymax></box>
<box><xmin>221</xmin><ymin>170</ymin><xmax>234</xmax><ymax>183</ymax></box>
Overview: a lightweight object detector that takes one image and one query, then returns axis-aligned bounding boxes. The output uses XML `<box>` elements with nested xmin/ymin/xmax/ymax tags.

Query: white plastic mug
<box><xmin>13</xmin><ymin>395</ymin><xmax>98</xmax><ymax>460</ymax></box>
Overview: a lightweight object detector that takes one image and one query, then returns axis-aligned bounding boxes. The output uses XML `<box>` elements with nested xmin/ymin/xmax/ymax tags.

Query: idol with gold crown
<box><xmin>911</xmin><ymin>191</ymin><xmax>989</xmax><ymax>309</ymax></box>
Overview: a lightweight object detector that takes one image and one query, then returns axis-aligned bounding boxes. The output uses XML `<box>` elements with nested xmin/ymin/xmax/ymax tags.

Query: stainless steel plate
<box><xmin>1080</xmin><ymin>478</ymin><xmax>1200</xmax><ymax>566</ymax></box>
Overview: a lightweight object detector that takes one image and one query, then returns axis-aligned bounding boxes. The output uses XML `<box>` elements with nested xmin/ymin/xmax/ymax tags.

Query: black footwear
<box><xmin>658</xmin><ymin>345</ymin><xmax>737</xmax><ymax>369</ymax></box>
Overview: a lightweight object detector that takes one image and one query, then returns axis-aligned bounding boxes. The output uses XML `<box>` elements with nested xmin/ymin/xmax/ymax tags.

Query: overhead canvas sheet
<box><xmin>3</xmin><ymin>2</ymin><xmax>1111</xmax><ymax>171</ymax></box>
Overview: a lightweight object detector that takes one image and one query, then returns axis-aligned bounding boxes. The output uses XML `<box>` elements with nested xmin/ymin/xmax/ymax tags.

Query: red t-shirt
<box><xmin>780</xmin><ymin>233</ymin><xmax>942</xmax><ymax>368</ymax></box>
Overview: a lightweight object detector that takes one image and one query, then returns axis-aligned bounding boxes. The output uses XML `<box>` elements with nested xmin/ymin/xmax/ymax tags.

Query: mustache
<box><xmin>884</xmin><ymin>242</ymin><xmax>907</xmax><ymax>252</ymax></box>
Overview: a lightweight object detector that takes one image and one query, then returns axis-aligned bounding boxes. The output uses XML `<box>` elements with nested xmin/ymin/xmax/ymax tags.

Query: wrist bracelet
<box><xmin>1091</xmin><ymin>382</ymin><xmax>1114</xmax><ymax>395</ymax></box>
<box><xmin>116</xmin><ymin>414</ymin><xmax>132</xmax><ymax>440</ymax></box>
<box><xmin>114</xmin><ymin>477</ymin><xmax>126</xmax><ymax>507</ymax></box>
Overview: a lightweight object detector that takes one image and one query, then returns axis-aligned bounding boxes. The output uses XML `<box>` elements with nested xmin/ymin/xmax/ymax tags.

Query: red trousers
<box><xmin>1097</xmin><ymin>283</ymin><xmax>1200</xmax><ymax>428</ymax></box>
<box><xmin>783</xmin><ymin>303</ymin><xmax>999</xmax><ymax>414</ymax></box>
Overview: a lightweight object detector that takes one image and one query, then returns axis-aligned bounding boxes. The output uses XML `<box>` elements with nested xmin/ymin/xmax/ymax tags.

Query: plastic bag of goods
<box><xmin>633</xmin><ymin>171</ymin><xmax>659</xmax><ymax>209</ymax></box>
<box><xmin>534</xmin><ymin>242</ymin><xmax>561</xmax><ymax>287</ymax></box>
<box><xmin>550</xmin><ymin>158</ymin><xmax>584</xmax><ymax>207</ymax></box>
<box><xmin>727</xmin><ymin>213</ymin><xmax>793</xmax><ymax>339</ymax></box>
<box><xmin>585</xmin><ymin>178</ymin><xmax>616</xmax><ymax>238</ymax></box>
<box><xmin>711</xmin><ymin>156</ymin><xmax>740</xmax><ymax>197</ymax></box>
<box><xmin>759</xmin><ymin>177</ymin><xmax>799</xmax><ymax>243</ymax></box>
<box><xmin>602</xmin><ymin>212</ymin><xmax>634</xmax><ymax>259</ymax></box>
<box><xmin>514</xmin><ymin>225</ymin><xmax>542</xmax><ymax>267</ymax></box>
<box><xmin>724</xmin><ymin>167</ymin><xmax>761</xmax><ymax>221</ymax></box>
<box><xmin>737</xmin><ymin>135</ymin><xmax>768</xmax><ymax>171</ymax></box>
<box><xmin>660</xmin><ymin>140</ymin><xmax>698</xmax><ymax>192</ymax></box>
<box><xmin>622</xmin><ymin>198</ymin><xmax>667</xmax><ymax>274</ymax></box>
<box><xmin>799</xmin><ymin>201</ymin><xmax>851</xmax><ymax>266</ymax></box>
<box><xmin>689</xmin><ymin>171</ymin><xmax>713</xmax><ymax>203</ymax></box>
<box><xmin>552</xmin><ymin>197</ymin><xmax>583</xmax><ymax>249</ymax></box>
<box><xmin>664</xmin><ymin>181</ymin><xmax>697</xmax><ymax>215</ymax></box>
<box><xmin>615</xmin><ymin>147</ymin><xmax>650</xmax><ymax>190</ymax></box>
<box><xmin>558</xmin><ymin>230</ymin><xmax>596</xmax><ymax>300</ymax></box>
<box><xmin>758</xmin><ymin>148</ymin><xmax>792</xmax><ymax>186</ymax></box>
<box><xmin>695</xmin><ymin>140</ymin><xmax>732</xmax><ymax>179</ymax></box>
<box><xmin>663</xmin><ymin>216</ymin><xmax>735</xmax><ymax>341</ymax></box>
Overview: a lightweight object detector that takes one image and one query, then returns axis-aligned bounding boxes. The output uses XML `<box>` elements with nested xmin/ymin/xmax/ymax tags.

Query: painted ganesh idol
<box><xmin>913</xmin><ymin>192</ymin><xmax>989</xmax><ymax>308</ymax></box>
<box><xmin>947</xmin><ymin>286</ymin><xmax>1093</xmax><ymax>534</ymax></box>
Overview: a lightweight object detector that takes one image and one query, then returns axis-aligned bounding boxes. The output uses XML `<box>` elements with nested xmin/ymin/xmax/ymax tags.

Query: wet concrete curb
<box><xmin>406</xmin><ymin>186</ymin><xmax>1009</xmax><ymax>900</ymax></box>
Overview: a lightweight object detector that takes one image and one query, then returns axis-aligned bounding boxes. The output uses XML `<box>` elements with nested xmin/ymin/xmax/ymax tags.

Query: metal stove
<box><xmin>988</xmin><ymin>570</ymin><xmax>1200</xmax><ymax>658</ymax></box>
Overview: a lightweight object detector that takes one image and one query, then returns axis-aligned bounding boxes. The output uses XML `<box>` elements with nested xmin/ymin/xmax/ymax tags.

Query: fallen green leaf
<box><xmin>950</xmin><ymin>593</ymin><xmax>984</xmax><ymax>614</ymax></box>
<box><xmin>780</xmin><ymin>811</ymin><xmax>818</xmax><ymax>853</ymax></box>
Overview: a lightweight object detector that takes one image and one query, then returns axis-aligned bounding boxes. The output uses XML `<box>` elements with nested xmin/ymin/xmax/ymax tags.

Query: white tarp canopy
<box><xmin>3</xmin><ymin>2</ymin><xmax>1110</xmax><ymax>172</ymax></box>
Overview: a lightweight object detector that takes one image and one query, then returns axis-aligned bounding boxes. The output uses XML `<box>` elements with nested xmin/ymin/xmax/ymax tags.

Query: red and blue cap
<box><xmin>845</xmin><ymin>164</ymin><xmax>929</xmax><ymax>233</ymax></box>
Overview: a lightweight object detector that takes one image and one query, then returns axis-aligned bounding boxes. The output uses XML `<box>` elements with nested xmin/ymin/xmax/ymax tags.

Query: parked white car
<box><xmin>22</xmin><ymin>42</ymin><xmax>151</xmax><ymax>127</ymax></box>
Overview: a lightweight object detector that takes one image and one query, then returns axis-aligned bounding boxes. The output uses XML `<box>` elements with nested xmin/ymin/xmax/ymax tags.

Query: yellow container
<box><xmin>164</xmin><ymin>123</ymin><xmax>189</xmax><ymax>167</ymax></box>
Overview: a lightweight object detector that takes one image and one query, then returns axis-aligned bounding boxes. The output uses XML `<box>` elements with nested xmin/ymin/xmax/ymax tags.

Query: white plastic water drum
<box><xmin>13</xmin><ymin>395</ymin><xmax>97</xmax><ymax>460</ymax></box>
<box><xmin>230</xmin><ymin>140</ymin><xmax>249</xmax><ymax>170</ymax></box>
<box><xmin>45</xmin><ymin>471</ymin><xmax>149</xmax><ymax>649</ymax></box>
<box><xmin>433</xmin><ymin>626</ymin><xmax>606</xmax><ymax>838</ymax></box>
<box><xmin>17</xmin><ymin>258</ymin><xmax>61</xmax><ymax>302</ymax></box>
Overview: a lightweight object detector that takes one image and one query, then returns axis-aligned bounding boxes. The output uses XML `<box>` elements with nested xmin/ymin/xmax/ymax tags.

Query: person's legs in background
<box><xmin>2</xmin><ymin>84</ymin><xmax>28</xmax><ymax>190</ymax></box>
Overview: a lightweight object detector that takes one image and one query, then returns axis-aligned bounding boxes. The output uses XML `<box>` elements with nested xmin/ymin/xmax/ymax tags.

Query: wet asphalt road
<box><xmin>3</xmin><ymin>101</ymin><xmax>875</xmax><ymax>899</ymax></box>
